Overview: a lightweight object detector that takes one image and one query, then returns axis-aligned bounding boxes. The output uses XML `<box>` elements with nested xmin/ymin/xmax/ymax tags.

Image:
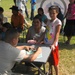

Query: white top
<box><xmin>16</xmin><ymin>0</ymin><xmax>26</xmax><ymax>15</ymax></box>
<box><xmin>0</xmin><ymin>41</ymin><xmax>26</xmax><ymax>74</ymax></box>
<box><xmin>28</xmin><ymin>26</ymin><xmax>46</xmax><ymax>40</ymax></box>
<box><xmin>44</xmin><ymin>18</ymin><xmax>62</xmax><ymax>46</ymax></box>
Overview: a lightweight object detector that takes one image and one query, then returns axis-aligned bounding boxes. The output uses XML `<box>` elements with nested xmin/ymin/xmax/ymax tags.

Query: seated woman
<box><xmin>26</xmin><ymin>14</ymin><xmax>46</xmax><ymax>44</ymax></box>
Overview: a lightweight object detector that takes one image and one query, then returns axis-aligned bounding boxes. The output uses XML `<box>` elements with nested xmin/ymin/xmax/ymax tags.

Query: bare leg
<box><xmin>54</xmin><ymin>65</ymin><xmax>59</xmax><ymax>75</ymax></box>
<box><xmin>66</xmin><ymin>36</ymin><xmax>72</xmax><ymax>44</ymax></box>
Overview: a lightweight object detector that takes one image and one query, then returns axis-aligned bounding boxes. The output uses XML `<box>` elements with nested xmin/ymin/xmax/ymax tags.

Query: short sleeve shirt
<box><xmin>28</xmin><ymin>26</ymin><xmax>46</xmax><ymax>40</ymax></box>
<box><xmin>44</xmin><ymin>18</ymin><xmax>62</xmax><ymax>46</ymax></box>
<box><xmin>31</xmin><ymin>0</ymin><xmax>36</xmax><ymax>10</ymax></box>
<box><xmin>0</xmin><ymin>41</ymin><xmax>26</xmax><ymax>74</ymax></box>
<box><xmin>11</xmin><ymin>12</ymin><xmax>24</xmax><ymax>28</ymax></box>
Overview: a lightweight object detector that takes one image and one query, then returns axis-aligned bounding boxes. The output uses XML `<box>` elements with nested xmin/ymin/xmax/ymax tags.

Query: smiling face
<box><xmin>49</xmin><ymin>9</ymin><xmax>58</xmax><ymax>20</ymax></box>
<box><xmin>33</xmin><ymin>18</ymin><xmax>42</xmax><ymax>30</ymax></box>
<box><xmin>48</xmin><ymin>6</ymin><xmax>59</xmax><ymax>20</ymax></box>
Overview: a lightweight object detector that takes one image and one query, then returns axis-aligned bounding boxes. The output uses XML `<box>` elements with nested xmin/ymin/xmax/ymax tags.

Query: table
<box><xmin>18</xmin><ymin>43</ymin><xmax>51</xmax><ymax>75</ymax></box>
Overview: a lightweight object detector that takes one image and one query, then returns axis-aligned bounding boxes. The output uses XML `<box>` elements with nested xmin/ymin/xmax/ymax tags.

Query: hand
<box><xmin>50</xmin><ymin>44</ymin><xmax>55</xmax><ymax>51</ymax></box>
<box><xmin>25</xmin><ymin>46</ymin><xmax>35</xmax><ymax>51</ymax></box>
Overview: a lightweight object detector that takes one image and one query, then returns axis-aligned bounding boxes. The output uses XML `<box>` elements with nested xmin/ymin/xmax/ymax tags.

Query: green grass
<box><xmin>1</xmin><ymin>0</ymin><xmax>75</xmax><ymax>75</ymax></box>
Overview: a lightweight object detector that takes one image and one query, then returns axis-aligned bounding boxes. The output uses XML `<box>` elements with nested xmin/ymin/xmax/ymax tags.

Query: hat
<box><xmin>10</xmin><ymin>6</ymin><xmax>19</xmax><ymax>11</ymax></box>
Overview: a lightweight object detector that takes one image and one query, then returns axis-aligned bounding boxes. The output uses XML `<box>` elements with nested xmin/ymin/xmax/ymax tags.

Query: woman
<box><xmin>26</xmin><ymin>14</ymin><xmax>46</xmax><ymax>44</ymax></box>
<box><xmin>37</xmin><ymin>7</ymin><xmax>48</xmax><ymax>26</ymax></box>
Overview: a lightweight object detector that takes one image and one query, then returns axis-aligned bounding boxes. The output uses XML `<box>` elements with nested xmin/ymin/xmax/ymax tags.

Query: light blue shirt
<box><xmin>31</xmin><ymin>0</ymin><xmax>36</xmax><ymax>10</ymax></box>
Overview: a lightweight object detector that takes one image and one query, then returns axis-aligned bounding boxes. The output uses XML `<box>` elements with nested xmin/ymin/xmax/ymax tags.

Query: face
<box><xmin>12</xmin><ymin>10</ymin><xmax>18</xmax><ymax>15</ymax></box>
<box><xmin>33</xmin><ymin>19</ymin><xmax>42</xmax><ymax>29</ymax></box>
<box><xmin>38</xmin><ymin>10</ymin><xmax>43</xmax><ymax>15</ymax></box>
<box><xmin>49</xmin><ymin>9</ymin><xmax>58</xmax><ymax>20</ymax></box>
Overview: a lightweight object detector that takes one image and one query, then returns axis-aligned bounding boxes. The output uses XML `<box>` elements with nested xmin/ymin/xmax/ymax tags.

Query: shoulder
<box><xmin>55</xmin><ymin>18</ymin><xmax>62</xmax><ymax>26</ymax></box>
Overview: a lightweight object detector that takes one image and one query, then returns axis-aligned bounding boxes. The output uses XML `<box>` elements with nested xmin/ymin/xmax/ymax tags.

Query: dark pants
<box><xmin>30</xmin><ymin>9</ymin><xmax>34</xmax><ymax>20</ymax></box>
<box><xmin>25</xmin><ymin>5</ymin><xmax>29</xmax><ymax>18</ymax></box>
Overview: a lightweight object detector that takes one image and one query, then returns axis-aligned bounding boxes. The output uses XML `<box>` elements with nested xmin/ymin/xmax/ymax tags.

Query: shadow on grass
<box><xmin>59</xmin><ymin>42</ymin><xmax>75</xmax><ymax>50</ymax></box>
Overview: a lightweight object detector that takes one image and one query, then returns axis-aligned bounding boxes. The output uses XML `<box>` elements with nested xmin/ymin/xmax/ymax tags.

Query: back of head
<box><xmin>2</xmin><ymin>22</ymin><xmax>12</xmax><ymax>29</ymax></box>
<box><xmin>5</xmin><ymin>28</ymin><xmax>20</xmax><ymax>42</ymax></box>
<box><xmin>0</xmin><ymin>7</ymin><xmax>4</xmax><ymax>12</ymax></box>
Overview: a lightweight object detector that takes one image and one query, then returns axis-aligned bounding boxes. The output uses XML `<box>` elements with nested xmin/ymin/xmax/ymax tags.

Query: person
<box><xmin>0</xmin><ymin>7</ymin><xmax>4</xmax><ymax>23</ymax></box>
<box><xmin>64</xmin><ymin>0</ymin><xmax>75</xmax><ymax>45</ymax></box>
<box><xmin>0</xmin><ymin>18</ymin><xmax>3</xmax><ymax>39</ymax></box>
<box><xmin>57</xmin><ymin>7</ymin><xmax>64</xmax><ymax>33</ymax></box>
<box><xmin>26</xmin><ymin>14</ymin><xmax>46</xmax><ymax>44</ymax></box>
<box><xmin>30</xmin><ymin>0</ymin><xmax>36</xmax><ymax>20</ymax></box>
<box><xmin>14</xmin><ymin>0</ymin><xmax>29</xmax><ymax>18</ymax></box>
<box><xmin>0</xmin><ymin>28</ymin><xmax>42</xmax><ymax>74</ymax></box>
<box><xmin>13</xmin><ymin>0</ymin><xmax>16</xmax><ymax>5</ymax></box>
<box><xmin>44</xmin><ymin>5</ymin><xmax>62</xmax><ymax>75</ymax></box>
<box><xmin>0</xmin><ymin>22</ymin><xmax>12</xmax><ymax>40</ymax></box>
<box><xmin>37</xmin><ymin>7</ymin><xmax>48</xmax><ymax>25</ymax></box>
<box><xmin>22</xmin><ymin>0</ymin><xmax>29</xmax><ymax>18</ymax></box>
<box><xmin>10</xmin><ymin>5</ymin><xmax>25</xmax><ymax>33</ymax></box>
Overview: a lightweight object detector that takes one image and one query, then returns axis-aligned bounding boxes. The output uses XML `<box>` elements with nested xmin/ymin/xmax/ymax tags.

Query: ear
<box><xmin>12</xmin><ymin>38</ymin><xmax>16</xmax><ymax>43</ymax></box>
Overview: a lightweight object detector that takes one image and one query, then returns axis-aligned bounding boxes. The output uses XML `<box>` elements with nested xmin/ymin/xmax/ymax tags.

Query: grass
<box><xmin>1</xmin><ymin>0</ymin><xmax>75</xmax><ymax>75</ymax></box>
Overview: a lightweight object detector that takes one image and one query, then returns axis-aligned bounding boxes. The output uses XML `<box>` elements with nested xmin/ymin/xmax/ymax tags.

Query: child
<box><xmin>44</xmin><ymin>5</ymin><xmax>62</xmax><ymax>75</ymax></box>
<box><xmin>64</xmin><ymin>0</ymin><xmax>75</xmax><ymax>44</ymax></box>
<box><xmin>0</xmin><ymin>22</ymin><xmax>12</xmax><ymax>40</ymax></box>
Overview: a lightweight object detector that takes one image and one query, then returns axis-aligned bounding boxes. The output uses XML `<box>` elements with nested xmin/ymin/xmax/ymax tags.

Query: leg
<box><xmin>25</xmin><ymin>6</ymin><xmax>29</xmax><ymax>18</ymax></box>
<box><xmin>65</xmin><ymin>36</ymin><xmax>72</xmax><ymax>44</ymax></box>
<box><xmin>54</xmin><ymin>65</ymin><xmax>59</xmax><ymax>75</ymax></box>
<box><xmin>30</xmin><ymin>9</ymin><xmax>34</xmax><ymax>20</ymax></box>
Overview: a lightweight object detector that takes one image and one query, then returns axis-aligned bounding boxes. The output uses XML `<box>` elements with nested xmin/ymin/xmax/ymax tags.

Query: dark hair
<box><xmin>48</xmin><ymin>5</ymin><xmax>59</xmax><ymax>13</ymax></box>
<box><xmin>33</xmin><ymin>14</ymin><xmax>42</xmax><ymax>23</ymax></box>
<box><xmin>38</xmin><ymin>7</ymin><xmax>44</xmax><ymax>14</ymax></box>
<box><xmin>0</xmin><ymin>7</ymin><xmax>4</xmax><ymax>12</ymax></box>
<box><xmin>57</xmin><ymin>7</ymin><xmax>64</xmax><ymax>21</ymax></box>
<box><xmin>5</xmin><ymin>28</ymin><xmax>19</xmax><ymax>41</ymax></box>
<box><xmin>2</xmin><ymin>22</ymin><xmax>12</xmax><ymax>29</ymax></box>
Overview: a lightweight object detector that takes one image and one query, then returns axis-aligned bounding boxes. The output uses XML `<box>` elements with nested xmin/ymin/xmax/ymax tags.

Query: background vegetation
<box><xmin>0</xmin><ymin>0</ymin><xmax>75</xmax><ymax>75</ymax></box>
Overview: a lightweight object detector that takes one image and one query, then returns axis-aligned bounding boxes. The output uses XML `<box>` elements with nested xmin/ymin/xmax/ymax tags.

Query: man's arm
<box><xmin>23</xmin><ymin>47</ymin><xmax>42</xmax><ymax>62</ymax></box>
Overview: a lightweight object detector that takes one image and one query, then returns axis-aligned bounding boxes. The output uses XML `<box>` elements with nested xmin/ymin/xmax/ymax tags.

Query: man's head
<box><xmin>5</xmin><ymin>28</ymin><xmax>20</xmax><ymax>47</ymax></box>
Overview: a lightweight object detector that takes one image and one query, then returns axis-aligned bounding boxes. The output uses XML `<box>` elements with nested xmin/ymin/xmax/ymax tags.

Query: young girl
<box><xmin>44</xmin><ymin>5</ymin><xmax>62</xmax><ymax>75</ymax></box>
<box><xmin>64</xmin><ymin>0</ymin><xmax>75</xmax><ymax>44</ymax></box>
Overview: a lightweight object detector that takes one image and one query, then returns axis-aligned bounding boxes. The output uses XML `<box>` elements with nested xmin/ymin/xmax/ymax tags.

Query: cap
<box><xmin>10</xmin><ymin>6</ymin><xmax>19</xmax><ymax>11</ymax></box>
